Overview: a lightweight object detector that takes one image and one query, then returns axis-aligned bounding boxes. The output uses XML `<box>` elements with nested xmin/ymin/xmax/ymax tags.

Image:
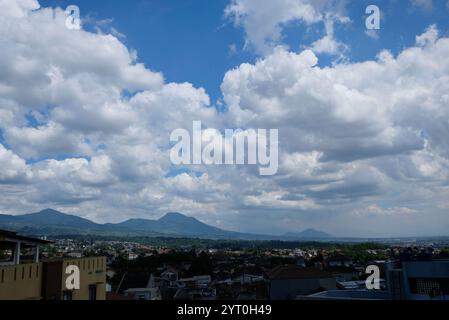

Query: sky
<box><xmin>0</xmin><ymin>0</ymin><xmax>449</xmax><ymax>237</ymax></box>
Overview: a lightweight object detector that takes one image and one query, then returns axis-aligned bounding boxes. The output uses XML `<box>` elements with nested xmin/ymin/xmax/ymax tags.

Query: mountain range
<box><xmin>0</xmin><ymin>209</ymin><xmax>334</xmax><ymax>241</ymax></box>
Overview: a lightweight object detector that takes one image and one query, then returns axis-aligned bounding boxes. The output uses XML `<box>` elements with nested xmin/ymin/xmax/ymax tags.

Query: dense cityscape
<box><xmin>6</xmin><ymin>234</ymin><xmax>446</xmax><ymax>300</ymax></box>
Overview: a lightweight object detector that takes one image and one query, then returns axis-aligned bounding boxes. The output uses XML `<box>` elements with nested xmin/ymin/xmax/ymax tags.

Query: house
<box><xmin>128</xmin><ymin>253</ymin><xmax>138</xmax><ymax>260</ymax></box>
<box><xmin>326</xmin><ymin>253</ymin><xmax>353</xmax><ymax>268</ymax></box>
<box><xmin>161</xmin><ymin>267</ymin><xmax>179</xmax><ymax>283</ymax></box>
<box><xmin>123</xmin><ymin>287</ymin><xmax>162</xmax><ymax>300</ymax></box>
<box><xmin>0</xmin><ymin>229</ymin><xmax>106</xmax><ymax>300</ymax></box>
<box><xmin>268</xmin><ymin>265</ymin><xmax>337</xmax><ymax>300</ymax></box>
<box><xmin>66</xmin><ymin>252</ymin><xmax>83</xmax><ymax>259</ymax></box>
<box><xmin>173</xmin><ymin>287</ymin><xmax>216</xmax><ymax>300</ymax></box>
<box><xmin>178</xmin><ymin>275</ymin><xmax>211</xmax><ymax>289</ymax></box>
<box><xmin>148</xmin><ymin>267</ymin><xmax>180</xmax><ymax>290</ymax></box>
<box><xmin>233</xmin><ymin>274</ymin><xmax>265</xmax><ymax>285</ymax></box>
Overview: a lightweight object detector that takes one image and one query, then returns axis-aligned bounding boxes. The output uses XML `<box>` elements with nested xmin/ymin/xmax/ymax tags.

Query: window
<box><xmin>0</xmin><ymin>248</ymin><xmax>14</xmax><ymax>264</ymax></box>
<box><xmin>63</xmin><ymin>291</ymin><xmax>73</xmax><ymax>301</ymax></box>
<box><xmin>409</xmin><ymin>278</ymin><xmax>449</xmax><ymax>296</ymax></box>
<box><xmin>89</xmin><ymin>285</ymin><xmax>97</xmax><ymax>301</ymax></box>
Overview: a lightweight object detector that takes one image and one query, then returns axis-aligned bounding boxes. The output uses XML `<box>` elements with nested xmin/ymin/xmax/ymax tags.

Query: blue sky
<box><xmin>38</xmin><ymin>0</ymin><xmax>449</xmax><ymax>103</ymax></box>
<box><xmin>42</xmin><ymin>0</ymin><xmax>257</xmax><ymax>102</ymax></box>
<box><xmin>1</xmin><ymin>0</ymin><xmax>449</xmax><ymax>237</ymax></box>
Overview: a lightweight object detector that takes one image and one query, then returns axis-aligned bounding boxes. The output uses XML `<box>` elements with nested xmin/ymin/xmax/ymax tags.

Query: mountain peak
<box><xmin>38</xmin><ymin>208</ymin><xmax>63</xmax><ymax>215</ymax></box>
<box><xmin>165</xmin><ymin>212</ymin><xmax>185</xmax><ymax>217</ymax></box>
<box><xmin>18</xmin><ymin>208</ymin><xmax>97</xmax><ymax>228</ymax></box>
<box><xmin>159</xmin><ymin>212</ymin><xmax>191</xmax><ymax>221</ymax></box>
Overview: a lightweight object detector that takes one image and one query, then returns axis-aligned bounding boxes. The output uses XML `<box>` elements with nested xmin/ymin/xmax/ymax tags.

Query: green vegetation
<box><xmin>342</xmin><ymin>243</ymin><xmax>389</xmax><ymax>264</ymax></box>
<box><xmin>48</xmin><ymin>234</ymin><xmax>390</xmax><ymax>250</ymax></box>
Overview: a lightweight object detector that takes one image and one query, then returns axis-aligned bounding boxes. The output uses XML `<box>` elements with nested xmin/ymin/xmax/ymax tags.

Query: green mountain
<box><xmin>0</xmin><ymin>209</ymin><xmax>333</xmax><ymax>240</ymax></box>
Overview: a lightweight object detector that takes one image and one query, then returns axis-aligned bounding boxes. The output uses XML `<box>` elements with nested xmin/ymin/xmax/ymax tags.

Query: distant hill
<box><xmin>0</xmin><ymin>209</ymin><xmax>263</xmax><ymax>240</ymax></box>
<box><xmin>0</xmin><ymin>209</ymin><xmax>333</xmax><ymax>241</ymax></box>
<box><xmin>115</xmin><ymin>212</ymin><xmax>235</xmax><ymax>237</ymax></box>
<box><xmin>16</xmin><ymin>209</ymin><xmax>98</xmax><ymax>228</ymax></box>
<box><xmin>0</xmin><ymin>209</ymin><xmax>125</xmax><ymax>236</ymax></box>
<box><xmin>285</xmin><ymin>228</ymin><xmax>334</xmax><ymax>239</ymax></box>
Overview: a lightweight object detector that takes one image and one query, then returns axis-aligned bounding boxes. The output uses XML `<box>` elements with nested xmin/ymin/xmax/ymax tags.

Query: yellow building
<box><xmin>0</xmin><ymin>229</ymin><xmax>106</xmax><ymax>300</ymax></box>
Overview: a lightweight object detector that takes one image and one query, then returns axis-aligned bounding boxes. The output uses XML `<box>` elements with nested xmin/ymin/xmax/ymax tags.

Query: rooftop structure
<box><xmin>268</xmin><ymin>265</ymin><xmax>337</xmax><ymax>299</ymax></box>
<box><xmin>0</xmin><ymin>229</ymin><xmax>106</xmax><ymax>300</ymax></box>
<box><xmin>0</xmin><ymin>229</ymin><xmax>52</xmax><ymax>266</ymax></box>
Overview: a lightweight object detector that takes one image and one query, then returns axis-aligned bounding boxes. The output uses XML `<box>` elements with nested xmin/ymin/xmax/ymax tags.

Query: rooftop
<box><xmin>268</xmin><ymin>265</ymin><xmax>333</xmax><ymax>280</ymax></box>
<box><xmin>304</xmin><ymin>290</ymin><xmax>388</xmax><ymax>300</ymax></box>
<box><xmin>0</xmin><ymin>229</ymin><xmax>53</xmax><ymax>245</ymax></box>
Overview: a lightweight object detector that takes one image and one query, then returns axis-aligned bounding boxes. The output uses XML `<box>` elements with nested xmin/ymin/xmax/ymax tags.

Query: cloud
<box><xmin>225</xmin><ymin>0</ymin><xmax>349</xmax><ymax>55</ymax></box>
<box><xmin>353</xmin><ymin>205</ymin><xmax>416</xmax><ymax>217</ymax></box>
<box><xmin>219</xmin><ymin>26</ymin><xmax>449</xmax><ymax>234</ymax></box>
<box><xmin>222</xmin><ymin>29</ymin><xmax>449</xmax><ymax>163</ymax></box>
<box><xmin>0</xmin><ymin>144</ymin><xmax>31</xmax><ymax>184</ymax></box>
<box><xmin>410</xmin><ymin>0</ymin><xmax>433</xmax><ymax>10</ymax></box>
<box><xmin>0</xmin><ymin>0</ymin><xmax>40</xmax><ymax>18</ymax></box>
<box><xmin>365</xmin><ymin>29</ymin><xmax>380</xmax><ymax>40</ymax></box>
<box><xmin>416</xmin><ymin>24</ymin><xmax>439</xmax><ymax>47</ymax></box>
<box><xmin>0</xmin><ymin>1</ymin><xmax>448</xmax><ymax>236</ymax></box>
<box><xmin>5</xmin><ymin>122</ymin><xmax>92</xmax><ymax>159</ymax></box>
<box><xmin>244</xmin><ymin>190</ymin><xmax>319</xmax><ymax>210</ymax></box>
<box><xmin>310</xmin><ymin>13</ymin><xmax>350</xmax><ymax>58</ymax></box>
<box><xmin>0</xmin><ymin>4</ymin><xmax>215</xmax><ymax>218</ymax></box>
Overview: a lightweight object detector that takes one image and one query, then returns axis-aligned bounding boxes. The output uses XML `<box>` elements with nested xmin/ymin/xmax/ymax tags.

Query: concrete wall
<box><xmin>0</xmin><ymin>257</ymin><xmax>106</xmax><ymax>300</ymax></box>
<box><xmin>60</xmin><ymin>257</ymin><xmax>107</xmax><ymax>300</ymax></box>
<box><xmin>0</xmin><ymin>263</ymin><xmax>43</xmax><ymax>300</ymax></box>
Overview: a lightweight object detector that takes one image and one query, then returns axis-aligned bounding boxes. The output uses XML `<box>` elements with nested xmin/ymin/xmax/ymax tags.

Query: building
<box><xmin>268</xmin><ymin>265</ymin><xmax>337</xmax><ymax>300</ymax></box>
<box><xmin>326</xmin><ymin>253</ymin><xmax>353</xmax><ymax>268</ymax></box>
<box><xmin>387</xmin><ymin>260</ymin><xmax>449</xmax><ymax>300</ymax></box>
<box><xmin>302</xmin><ymin>289</ymin><xmax>389</xmax><ymax>300</ymax></box>
<box><xmin>46</xmin><ymin>257</ymin><xmax>107</xmax><ymax>300</ymax></box>
<box><xmin>233</xmin><ymin>273</ymin><xmax>265</xmax><ymax>285</ymax></box>
<box><xmin>173</xmin><ymin>287</ymin><xmax>216</xmax><ymax>300</ymax></box>
<box><xmin>123</xmin><ymin>287</ymin><xmax>162</xmax><ymax>300</ymax></box>
<box><xmin>178</xmin><ymin>275</ymin><xmax>212</xmax><ymax>289</ymax></box>
<box><xmin>0</xmin><ymin>229</ymin><xmax>106</xmax><ymax>300</ymax></box>
<box><xmin>160</xmin><ymin>267</ymin><xmax>179</xmax><ymax>287</ymax></box>
<box><xmin>0</xmin><ymin>229</ymin><xmax>51</xmax><ymax>300</ymax></box>
<box><xmin>304</xmin><ymin>259</ymin><xmax>449</xmax><ymax>301</ymax></box>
